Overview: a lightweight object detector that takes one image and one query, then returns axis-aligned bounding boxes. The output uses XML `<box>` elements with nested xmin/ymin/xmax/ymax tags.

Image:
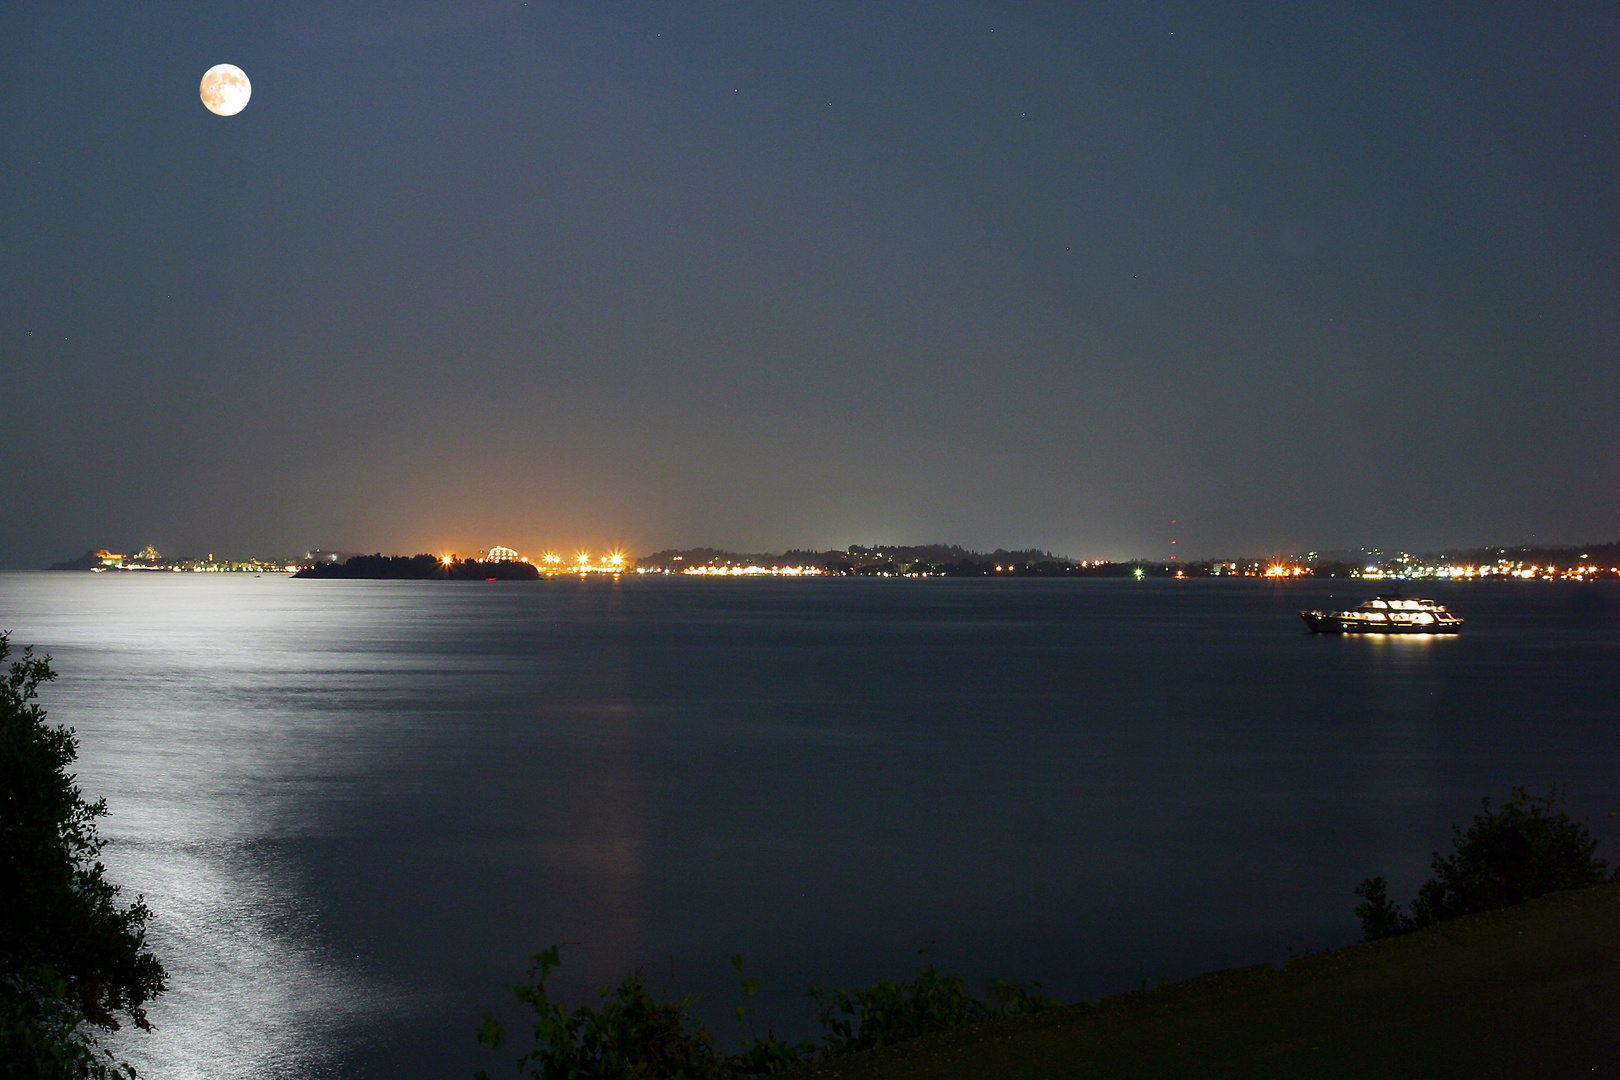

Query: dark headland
<box><xmin>294</xmin><ymin>554</ymin><xmax>540</xmax><ymax>580</ymax></box>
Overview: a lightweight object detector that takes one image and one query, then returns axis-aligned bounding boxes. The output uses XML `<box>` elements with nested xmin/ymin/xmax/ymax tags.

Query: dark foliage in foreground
<box><xmin>0</xmin><ymin>634</ymin><xmax>166</xmax><ymax>1079</ymax></box>
<box><xmin>1355</xmin><ymin>786</ymin><xmax>1614</xmax><ymax>940</ymax></box>
<box><xmin>806</xmin><ymin>957</ymin><xmax>1055</xmax><ymax>1057</ymax></box>
<box><xmin>295</xmin><ymin>554</ymin><xmax>540</xmax><ymax>580</ymax></box>
<box><xmin>475</xmin><ymin>946</ymin><xmax>1056</xmax><ymax>1079</ymax></box>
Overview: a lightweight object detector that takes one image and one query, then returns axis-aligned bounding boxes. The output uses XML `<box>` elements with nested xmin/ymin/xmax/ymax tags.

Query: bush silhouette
<box><xmin>476</xmin><ymin>946</ymin><xmax>1056</xmax><ymax>1078</ymax></box>
<box><xmin>808</xmin><ymin>952</ymin><xmax>1055</xmax><ymax>1057</ymax></box>
<box><xmin>1356</xmin><ymin>786</ymin><xmax>1614</xmax><ymax>940</ymax></box>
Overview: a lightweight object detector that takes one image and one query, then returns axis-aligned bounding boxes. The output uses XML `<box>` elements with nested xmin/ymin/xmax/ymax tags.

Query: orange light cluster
<box><xmin>452</xmin><ymin>548</ymin><xmax>629</xmax><ymax>573</ymax></box>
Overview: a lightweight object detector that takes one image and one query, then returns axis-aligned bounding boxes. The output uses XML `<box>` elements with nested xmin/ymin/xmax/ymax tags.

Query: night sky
<box><xmin>4</xmin><ymin>2</ymin><xmax>1616</xmax><ymax>567</ymax></box>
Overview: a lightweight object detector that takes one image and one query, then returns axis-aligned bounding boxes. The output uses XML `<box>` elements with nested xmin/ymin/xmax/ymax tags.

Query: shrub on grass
<box><xmin>809</xmin><ymin>951</ymin><xmax>1056</xmax><ymax>1056</ymax></box>
<box><xmin>474</xmin><ymin>945</ymin><xmax>736</xmax><ymax>1080</ymax></box>
<box><xmin>476</xmin><ymin>947</ymin><xmax>1057</xmax><ymax>1079</ymax></box>
<box><xmin>1356</xmin><ymin>785</ymin><xmax>1615</xmax><ymax>940</ymax></box>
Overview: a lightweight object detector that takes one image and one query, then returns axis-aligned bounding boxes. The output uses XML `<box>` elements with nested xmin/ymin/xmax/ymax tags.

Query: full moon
<box><xmin>199</xmin><ymin>64</ymin><xmax>251</xmax><ymax>116</ymax></box>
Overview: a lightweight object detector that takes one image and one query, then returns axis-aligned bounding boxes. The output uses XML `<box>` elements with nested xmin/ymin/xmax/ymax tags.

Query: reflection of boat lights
<box><xmin>1365</xmin><ymin>631</ymin><xmax>1448</xmax><ymax>646</ymax></box>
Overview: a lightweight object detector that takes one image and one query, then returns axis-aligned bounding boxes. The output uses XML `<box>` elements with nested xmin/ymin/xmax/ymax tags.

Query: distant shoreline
<box><xmin>36</xmin><ymin>538</ymin><xmax>1620</xmax><ymax>581</ymax></box>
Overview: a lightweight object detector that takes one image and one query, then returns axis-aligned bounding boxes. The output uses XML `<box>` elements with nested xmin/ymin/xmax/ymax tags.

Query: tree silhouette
<box><xmin>1</xmin><ymin>633</ymin><xmax>166</xmax><ymax>1077</ymax></box>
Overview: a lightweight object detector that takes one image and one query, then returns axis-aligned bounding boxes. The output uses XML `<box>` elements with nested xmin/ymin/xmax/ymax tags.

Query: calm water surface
<box><xmin>2</xmin><ymin>572</ymin><xmax>1617</xmax><ymax>1078</ymax></box>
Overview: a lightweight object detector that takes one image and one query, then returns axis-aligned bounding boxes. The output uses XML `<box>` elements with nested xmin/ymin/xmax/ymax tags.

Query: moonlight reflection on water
<box><xmin>101</xmin><ymin>838</ymin><xmax>392</xmax><ymax>1080</ymax></box>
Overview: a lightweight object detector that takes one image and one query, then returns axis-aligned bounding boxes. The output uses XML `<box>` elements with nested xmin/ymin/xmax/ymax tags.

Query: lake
<box><xmin>2</xmin><ymin>572</ymin><xmax>1616</xmax><ymax>1078</ymax></box>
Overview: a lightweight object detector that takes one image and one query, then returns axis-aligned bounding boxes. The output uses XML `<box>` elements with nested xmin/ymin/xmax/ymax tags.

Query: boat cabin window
<box><xmin>1370</xmin><ymin>600</ymin><xmax>1387</xmax><ymax>608</ymax></box>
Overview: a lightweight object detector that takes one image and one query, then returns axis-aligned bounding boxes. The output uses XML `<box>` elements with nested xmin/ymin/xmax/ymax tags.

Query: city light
<box><xmin>675</xmin><ymin>564</ymin><xmax>827</xmax><ymax>576</ymax></box>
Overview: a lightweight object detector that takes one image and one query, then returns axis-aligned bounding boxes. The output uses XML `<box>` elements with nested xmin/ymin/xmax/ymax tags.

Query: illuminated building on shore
<box><xmin>667</xmin><ymin>564</ymin><xmax>828</xmax><ymax>576</ymax></box>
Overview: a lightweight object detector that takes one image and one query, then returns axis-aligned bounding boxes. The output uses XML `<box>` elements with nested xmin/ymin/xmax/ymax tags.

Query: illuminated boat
<box><xmin>1298</xmin><ymin>595</ymin><xmax>1461</xmax><ymax>634</ymax></box>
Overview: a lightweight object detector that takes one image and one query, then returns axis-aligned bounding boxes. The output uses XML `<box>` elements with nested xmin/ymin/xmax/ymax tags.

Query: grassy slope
<box><xmin>785</xmin><ymin>883</ymin><xmax>1620</xmax><ymax>1080</ymax></box>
